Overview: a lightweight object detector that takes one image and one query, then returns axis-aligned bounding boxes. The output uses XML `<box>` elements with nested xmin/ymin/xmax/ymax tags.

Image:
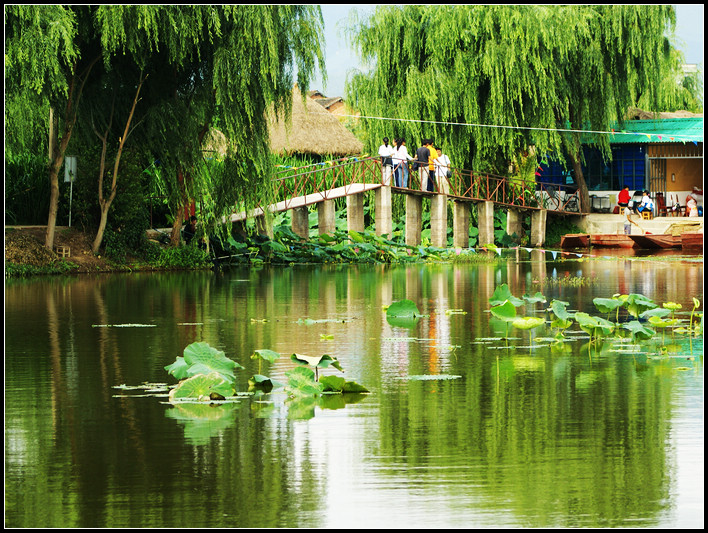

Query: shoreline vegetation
<box><xmin>5</xmin><ymin>225</ymin><xmax>509</xmax><ymax>278</ymax></box>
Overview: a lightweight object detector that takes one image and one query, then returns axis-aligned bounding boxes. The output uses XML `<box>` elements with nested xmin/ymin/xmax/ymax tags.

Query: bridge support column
<box><xmin>318</xmin><ymin>200</ymin><xmax>336</xmax><ymax>236</ymax></box>
<box><xmin>292</xmin><ymin>207</ymin><xmax>309</xmax><ymax>240</ymax></box>
<box><xmin>430</xmin><ymin>194</ymin><xmax>448</xmax><ymax>248</ymax></box>
<box><xmin>347</xmin><ymin>193</ymin><xmax>365</xmax><ymax>233</ymax></box>
<box><xmin>256</xmin><ymin>216</ymin><xmax>273</xmax><ymax>239</ymax></box>
<box><xmin>405</xmin><ymin>194</ymin><xmax>423</xmax><ymax>246</ymax></box>
<box><xmin>375</xmin><ymin>185</ymin><xmax>392</xmax><ymax>237</ymax></box>
<box><xmin>453</xmin><ymin>201</ymin><xmax>470</xmax><ymax>248</ymax></box>
<box><xmin>531</xmin><ymin>209</ymin><xmax>547</xmax><ymax>247</ymax></box>
<box><xmin>478</xmin><ymin>200</ymin><xmax>495</xmax><ymax>247</ymax></box>
<box><xmin>507</xmin><ymin>208</ymin><xmax>522</xmax><ymax>242</ymax></box>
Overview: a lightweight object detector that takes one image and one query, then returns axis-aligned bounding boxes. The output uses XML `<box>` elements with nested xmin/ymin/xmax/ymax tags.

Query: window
<box><xmin>537</xmin><ymin>145</ymin><xmax>646</xmax><ymax>191</ymax></box>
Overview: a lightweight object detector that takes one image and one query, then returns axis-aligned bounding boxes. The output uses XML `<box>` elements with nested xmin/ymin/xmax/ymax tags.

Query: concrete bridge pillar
<box><xmin>318</xmin><ymin>200</ymin><xmax>336</xmax><ymax>236</ymax></box>
<box><xmin>347</xmin><ymin>192</ymin><xmax>365</xmax><ymax>233</ymax></box>
<box><xmin>375</xmin><ymin>185</ymin><xmax>393</xmax><ymax>237</ymax></box>
<box><xmin>531</xmin><ymin>209</ymin><xmax>547</xmax><ymax>247</ymax></box>
<box><xmin>256</xmin><ymin>216</ymin><xmax>273</xmax><ymax>239</ymax></box>
<box><xmin>430</xmin><ymin>194</ymin><xmax>448</xmax><ymax>248</ymax></box>
<box><xmin>405</xmin><ymin>194</ymin><xmax>423</xmax><ymax>246</ymax></box>
<box><xmin>453</xmin><ymin>201</ymin><xmax>470</xmax><ymax>248</ymax></box>
<box><xmin>506</xmin><ymin>208</ymin><xmax>523</xmax><ymax>242</ymax></box>
<box><xmin>292</xmin><ymin>206</ymin><xmax>309</xmax><ymax>239</ymax></box>
<box><xmin>477</xmin><ymin>200</ymin><xmax>495</xmax><ymax>247</ymax></box>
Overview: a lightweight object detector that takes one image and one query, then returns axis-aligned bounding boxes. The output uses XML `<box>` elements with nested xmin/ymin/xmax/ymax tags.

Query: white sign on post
<box><xmin>64</xmin><ymin>156</ymin><xmax>77</xmax><ymax>226</ymax></box>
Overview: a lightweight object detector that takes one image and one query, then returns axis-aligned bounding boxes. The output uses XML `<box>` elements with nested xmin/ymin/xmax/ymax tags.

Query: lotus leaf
<box><xmin>386</xmin><ymin>299</ymin><xmax>421</xmax><ymax>318</ymax></box>
<box><xmin>522</xmin><ymin>292</ymin><xmax>547</xmax><ymax>304</ymax></box>
<box><xmin>319</xmin><ymin>375</ymin><xmax>370</xmax><ymax>393</ymax></box>
<box><xmin>574</xmin><ymin>312</ymin><xmax>614</xmax><ymax>337</ymax></box>
<box><xmin>622</xmin><ymin>320</ymin><xmax>656</xmax><ymax>340</ymax></box>
<box><xmin>512</xmin><ymin>316</ymin><xmax>545</xmax><ymax>330</ymax></box>
<box><xmin>624</xmin><ymin>293</ymin><xmax>657</xmax><ymax>318</ymax></box>
<box><xmin>285</xmin><ymin>366</ymin><xmax>324</xmax><ymax>397</ymax></box>
<box><xmin>663</xmin><ymin>302</ymin><xmax>682</xmax><ymax>311</ymax></box>
<box><xmin>640</xmin><ymin>308</ymin><xmax>672</xmax><ymax>319</ymax></box>
<box><xmin>169</xmin><ymin>372</ymin><xmax>234</xmax><ymax>402</ymax></box>
<box><xmin>248</xmin><ymin>374</ymin><xmax>283</xmax><ymax>393</ymax></box>
<box><xmin>648</xmin><ymin>315</ymin><xmax>678</xmax><ymax>328</ymax></box>
<box><xmin>490</xmin><ymin>300</ymin><xmax>517</xmax><ymax>321</ymax></box>
<box><xmin>489</xmin><ymin>284</ymin><xmax>524</xmax><ymax>307</ymax></box>
<box><xmin>291</xmin><ymin>353</ymin><xmax>344</xmax><ymax>372</ymax></box>
<box><xmin>251</xmin><ymin>349</ymin><xmax>281</xmax><ymax>364</ymax></box>
<box><xmin>549</xmin><ymin>300</ymin><xmax>573</xmax><ymax>321</ymax></box>
<box><xmin>593</xmin><ymin>297</ymin><xmax>623</xmax><ymax>314</ymax></box>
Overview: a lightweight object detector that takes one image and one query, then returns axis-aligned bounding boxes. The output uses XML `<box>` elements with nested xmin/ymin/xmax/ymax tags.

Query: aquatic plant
<box><xmin>289</xmin><ymin>353</ymin><xmax>368</xmax><ymax>395</ymax></box>
<box><xmin>164</xmin><ymin>342</ymin><xmax>369</xmax><ymax>402</ymax></box>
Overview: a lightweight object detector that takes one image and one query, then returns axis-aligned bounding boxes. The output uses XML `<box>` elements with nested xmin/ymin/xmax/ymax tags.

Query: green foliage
<box><xmin>4</xmin><ymin>153</ymin><xmax>52</xmax><ymax>225</ymax></box>
<box><xmin>5</xmin><ymin>5</ymin><xmax>327</xmax><ymax>248</ymax></box>
<box><xmin>346</xmin><ymin>5</ymin><xmax>692</xmax><ymax>205</ymax></box>
<box><xmin>155</xmin><ymin>245</ymin><xmax>211</xmax><ymax>269</ymax></box>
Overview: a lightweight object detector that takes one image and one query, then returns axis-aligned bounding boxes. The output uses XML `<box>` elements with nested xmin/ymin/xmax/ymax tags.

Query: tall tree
<box><xmin>5</xmin><ymin>6</ymin><xmax>98</xmax><ymax>250</ymax></box>
<box><xmin>346</xmin><ymin>5</ymin><xmax>693</xmax><ymax>211</ymax></box>
<box><xmin>6</xmin><ymin>6</ymin><xmax>325</xmax><ymax>249</ymax></box>
<box><xmin>94</xmin><ymin>5</ymin><xmax>326</xmax><ymax>245</ymax></box>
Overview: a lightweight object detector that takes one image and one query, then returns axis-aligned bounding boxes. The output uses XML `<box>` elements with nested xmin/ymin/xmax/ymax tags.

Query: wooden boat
<box><xmin>627</xmin><ymin>234</ymin><xmax>681</xmax><ymax>249</ymax></box>
<box><xmin>681</xmin><ymin>232</ymin><xmax>703</xmax><ymax>251</ymax></box>
<box><xmin>561</xmin><ymin>232</ymin><xmax>702</xmax><ymax>250</ymax></box>
<box><xmin>560</xmin><ymin>233</ymin><xmax>590</xmax><ymax>248</ymax></box>
<box><xmin>589</xmin><ymin>234</ymin><xmax>636</xmax><ymax>248</ymax></box>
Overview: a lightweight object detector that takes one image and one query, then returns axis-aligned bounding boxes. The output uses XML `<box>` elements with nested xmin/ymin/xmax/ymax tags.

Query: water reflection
<box><xmin>5</xmin><ymin>251</ymin><xmax>703</xmax><ymax>528</ymax></box>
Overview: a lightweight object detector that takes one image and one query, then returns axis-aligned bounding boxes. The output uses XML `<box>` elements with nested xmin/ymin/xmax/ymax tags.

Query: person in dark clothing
<box><xmin>182</xmin><ymin>216</ymin><xmax>198</xmax><ymax>244</ymax></box>
<box><xmin>416</xmin><ymin>140</ymin><xmax>431</xmax><ymax>191</ymax></box>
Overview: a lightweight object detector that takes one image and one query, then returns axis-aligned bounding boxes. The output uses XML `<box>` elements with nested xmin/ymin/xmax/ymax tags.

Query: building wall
<box><xmin>665</xmin><ymin>157</ymin><xmax>703</xmax><ymax>193</ymax></box>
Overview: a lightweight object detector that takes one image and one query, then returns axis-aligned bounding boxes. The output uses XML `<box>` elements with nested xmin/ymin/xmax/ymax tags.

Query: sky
<box><xmin>312</xmin><ymin>4</ymin><xmax>705</xmax><ymax>98</ymax></box>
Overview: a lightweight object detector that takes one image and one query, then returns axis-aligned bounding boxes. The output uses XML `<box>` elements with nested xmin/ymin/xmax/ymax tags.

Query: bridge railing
<box><xmin>272</xmin><ymin>156</ymin><xmax>381</xmax><ymax>204</ymax></box>
<box><xmin>271</xmin><ymin>157</ymin><xmax>584</xmax><ymax>214</ymax></box>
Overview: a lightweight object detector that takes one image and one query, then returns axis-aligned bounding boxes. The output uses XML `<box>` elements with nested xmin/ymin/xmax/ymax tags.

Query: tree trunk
<box><xmin>91</xmin><ymin>73</ymin><xmax>146</xmax><ymax>254</ymax></box>
<box><xmin>44</xmin><ymin>57</ymin><xmax>99</xmax><ymax>251</ymax></box>
<box><xmin>570</xmin><ymin>154</ymin><xmax>590</xmax><ymax>213</ymax></box>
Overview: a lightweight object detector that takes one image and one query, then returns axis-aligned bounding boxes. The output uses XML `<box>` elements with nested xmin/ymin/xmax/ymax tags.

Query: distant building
<box><xmin>537</xmin><ymin>113</ymin><xmax>703</xmax><ymax>212</ymax></box>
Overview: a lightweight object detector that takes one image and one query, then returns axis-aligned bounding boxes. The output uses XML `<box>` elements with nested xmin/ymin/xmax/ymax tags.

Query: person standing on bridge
<box><xmin>378</xmin><ymin>137</ymin><xmax>395</xmax><ymax>186</ymax></box>
<box><xmin>416</xmin><ymin>139</ymin><xmax>431</xmax><ymax>191</ymax></box>
<box><xmin>426</xmin><ymin>140</ymin><xmax>438</xmax><ymax>192</ymax></box>
<box><xmin>393</xmin><ymin>138</ymin><xmax>413</xmax><ymax>188</ymax></box>
<box><xmin>435</xmin><ymin>145</ymin><xmax>451</xmax><ymax>195</ymax></box>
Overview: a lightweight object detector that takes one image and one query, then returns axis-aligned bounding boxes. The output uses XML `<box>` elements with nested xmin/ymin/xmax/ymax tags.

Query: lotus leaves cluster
<box><xmin>165</xmin><ymin>342</ymin><xmax>368</xmax><ymax>402</ymax></box>
<box><xmin>488</xmin><ymin>285</ymin><xmax>702</xmax><ymax>348</ymax></box>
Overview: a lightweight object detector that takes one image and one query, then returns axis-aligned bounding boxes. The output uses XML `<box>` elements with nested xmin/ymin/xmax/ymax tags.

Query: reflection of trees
<box><xmin>375</xmin><ymin>345</ymin><xmax>674</xmax><ymax>526</ymax></box>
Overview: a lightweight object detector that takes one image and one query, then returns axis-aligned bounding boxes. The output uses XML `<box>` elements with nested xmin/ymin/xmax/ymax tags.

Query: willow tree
<box><xmin>346</xmin><ymin>5</ymin><xmax>689</xmax><ymax>211</ymax></box>
<box><xmin>95</xmin><ymin>5</ymin><xmax>326</xmax><ymax>244</ymax></box>
<box><xmin>5</xmin><ymin>6</ymin><xmax>97</xmax><ymax>250</ymax></box>
<box><xmin>6</xmin><ymin>5</ymin><xmax>325</xmax><ymax>249</ymax></box>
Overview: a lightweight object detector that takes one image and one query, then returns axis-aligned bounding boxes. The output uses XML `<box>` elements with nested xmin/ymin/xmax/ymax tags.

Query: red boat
<box><xmin>628</xmin><ymin>234</ymin><xmax>681</xmax><ymax>249</ymax></box>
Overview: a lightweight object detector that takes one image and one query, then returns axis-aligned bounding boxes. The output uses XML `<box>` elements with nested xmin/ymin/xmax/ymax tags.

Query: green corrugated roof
<box><xmin>609</xmin><ymin>117</ymin><xmax>703</xmax><ymax>144</ymax></box>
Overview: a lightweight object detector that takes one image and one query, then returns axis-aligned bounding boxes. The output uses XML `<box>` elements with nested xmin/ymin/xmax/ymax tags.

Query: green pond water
<box><xmin>4</xmin><ymin>251</ymin><xmax>704</xmax><ymax>528</ymax></box>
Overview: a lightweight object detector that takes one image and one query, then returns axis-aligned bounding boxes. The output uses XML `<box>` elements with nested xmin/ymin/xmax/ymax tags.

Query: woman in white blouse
<box><xmin>378</xmin><ymin>137</ymin><xmax>395</xmax><ymax>186</ymax></box>
<box><xmin>392</xmin><ymin>138</ymin><xmax>413</xmax><ymax>188</ymax></box>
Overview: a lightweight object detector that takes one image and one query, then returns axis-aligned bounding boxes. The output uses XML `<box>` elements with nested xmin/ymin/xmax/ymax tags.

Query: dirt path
<box><xmin>5</xmin><ymin>226</ymin><xmax>114</xmax><ymax>272</ymax></box>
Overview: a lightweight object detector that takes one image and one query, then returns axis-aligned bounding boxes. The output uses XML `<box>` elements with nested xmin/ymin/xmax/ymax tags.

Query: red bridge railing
<box><xmin>270</xmin><ymin>156</ymin><xmax>584</xmax><ymax>215</ymax></box>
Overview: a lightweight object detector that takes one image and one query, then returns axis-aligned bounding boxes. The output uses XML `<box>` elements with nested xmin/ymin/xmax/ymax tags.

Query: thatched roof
<box><xmin>268</xmin><ymin>86</ymin><xmax>363</xmax><ymax>157</ymax></box>
<box><xmin>626</xmin><ymin>107</ymin><xmax>703</xmax><ymax>120</ymax></box>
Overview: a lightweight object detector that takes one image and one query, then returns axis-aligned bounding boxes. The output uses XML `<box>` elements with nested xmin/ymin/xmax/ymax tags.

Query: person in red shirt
<box><xmin>618</xmin><ymin>186</ymin><xmax>631</xmax><ymax>207</ymax></box>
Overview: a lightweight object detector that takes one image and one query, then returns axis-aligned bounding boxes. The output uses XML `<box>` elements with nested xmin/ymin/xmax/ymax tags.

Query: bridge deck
<box><xmin>230</xmin><ymin>183</ymin><xmax>382</xmax><ymax>223</ymax></box>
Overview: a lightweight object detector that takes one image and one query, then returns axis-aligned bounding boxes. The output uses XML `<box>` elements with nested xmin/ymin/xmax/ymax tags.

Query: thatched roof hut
<box><xmin>626</xmin><ymin>107</ymin><xmax>703</xmax><ymax>120</ymax></box>
<box><xmin>268</xmin><ymin>86</ymin><xmax>363</xmax><ymax>157</ymax></box>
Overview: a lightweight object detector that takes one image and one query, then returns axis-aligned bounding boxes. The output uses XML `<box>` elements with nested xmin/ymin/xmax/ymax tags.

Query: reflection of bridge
<box><xmin>231</xmin><ymin>156</ymin><xmax>585</xmax><ymax>248</ymax></box>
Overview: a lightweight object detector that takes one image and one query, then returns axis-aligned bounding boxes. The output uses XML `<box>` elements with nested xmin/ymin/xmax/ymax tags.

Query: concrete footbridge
<box><xmin>230</xmin><ymin>156</ymin><xmax>583</xmax><ymax>248</ymax></box>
